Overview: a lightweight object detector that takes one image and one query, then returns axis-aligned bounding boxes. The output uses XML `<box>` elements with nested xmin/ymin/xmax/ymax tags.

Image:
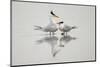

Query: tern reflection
<box><xmin>36</xmin><ymin>35</ymin><xmax>76</xmax><ymax>57</ymax></box>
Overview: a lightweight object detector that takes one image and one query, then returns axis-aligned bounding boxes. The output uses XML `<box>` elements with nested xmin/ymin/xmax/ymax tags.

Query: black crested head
<box><xmin>50</xmin><ymin>10</ymin><xmax>59</xmax><ymax>18</ymax></box>
<box><xmin>50</xmin><ymin>10</ymin><xmax>56</xmax><ymax>16</ymax></box>
<box><xmin>57</xmin><ymin>21</ymin><xmax>64</xmax><ymax>25</ymax></box>
<box><xmin>59</xmin><ymin>21</ymin><xmax>64</xmax><ymax>24</ymax></box>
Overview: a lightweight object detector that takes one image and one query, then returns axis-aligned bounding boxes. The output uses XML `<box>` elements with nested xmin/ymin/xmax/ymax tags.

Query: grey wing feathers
<box><xmin>44</xmin><ymin>23</ymin><xmax>57</xmax><ymax>32</ymax></box>
<box><xmin>44</xmin><ymin>25</ymin><xmax>56</xmax><ymax>32</ymax></box>
<box><xmin>63</xmin><ymin>25</ymin><xmax>71</xmax><ymax>30</ymax></box>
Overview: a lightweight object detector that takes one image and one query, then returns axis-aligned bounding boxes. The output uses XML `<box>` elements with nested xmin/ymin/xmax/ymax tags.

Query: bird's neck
<box><xmin>59</xmin><ymin>24</ymin><xmax>64</xmax><ymax>29</ymax></box>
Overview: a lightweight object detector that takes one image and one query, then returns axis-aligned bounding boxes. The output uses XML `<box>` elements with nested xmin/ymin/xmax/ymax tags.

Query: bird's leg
<box><xmin>49</xmin><ymin>32</ymin><xmax>51</xmax><ymax>35</ymax></box>
<box><xmin>63</xmin><ymin>32</ymin><xmax>66</xmax><ymax>37</ymax></box>
<box><xmin>52</xmin><ymin>32</ymin><xmax>55</xmax><ymax>35</ymax></box>
<box><xmin>65</xmin><ymin>32</ymin><xmax>67</xmax><ymax>36</ymax></box>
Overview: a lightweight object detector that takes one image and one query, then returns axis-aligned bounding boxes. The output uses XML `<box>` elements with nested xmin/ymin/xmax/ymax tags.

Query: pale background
<box><xmin>12</xmin><ymin>1</ymin><xmax>95</xmax><ymax>66</ymax></box>
<box><xmin>0</xmin><ymin>0</ymin><xmax>100</xmax><ymax>67</ymax></box>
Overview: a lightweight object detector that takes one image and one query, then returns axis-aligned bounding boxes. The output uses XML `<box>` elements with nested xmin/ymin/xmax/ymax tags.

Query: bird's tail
<box><xmin>34</xmin><ymin>25</ymin><xmax>42</xmax><ymax>30</ymax></box>
<box><xmin>72</xmin><ymin>26</ymin><xmax>77</xmax><ymax>29</ymax></box>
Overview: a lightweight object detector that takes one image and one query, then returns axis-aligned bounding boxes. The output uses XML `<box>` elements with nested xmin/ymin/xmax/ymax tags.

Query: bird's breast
<box><xmin>59</xmin><ymin>27</ymin><xmax>64</xmax><ymax>32</ymax></box>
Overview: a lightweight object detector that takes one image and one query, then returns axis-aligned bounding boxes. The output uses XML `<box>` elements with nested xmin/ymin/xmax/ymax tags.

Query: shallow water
<box><xmin>12</xmin><ymin>1</ymin><xmax>95</xmax><ymax>66</ymax></box>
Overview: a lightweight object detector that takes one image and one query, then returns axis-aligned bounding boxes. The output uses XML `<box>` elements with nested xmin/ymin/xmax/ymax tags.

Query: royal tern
<box><xmin>58</xmin><ymin>22</ymin><xmax>77</xmax><ymax>35</ymax></box>
<box><xmin>34</xmin><ymin>11</ymin><xmax>59</xmax><ymax>35</ymax></box>
<box><xmin>50</xmin><ymin>10</ymin><xmax>77</xmax><ymax>35</ymax></box>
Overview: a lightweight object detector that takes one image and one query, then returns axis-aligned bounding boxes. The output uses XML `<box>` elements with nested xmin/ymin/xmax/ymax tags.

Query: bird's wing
<box><xmin>63</xmin><ymin>25</ymin><xmax>71</xmax><ymax>30</ymax></box>
<box><xmin>46</xmin><ymin>24</ymin><xmax>55</xmax><ymax>29</ymax></box>
<box><xmin>44</xmin><ymin>22</ymin><xmax>57</xmax><ymax>32</ymax></box>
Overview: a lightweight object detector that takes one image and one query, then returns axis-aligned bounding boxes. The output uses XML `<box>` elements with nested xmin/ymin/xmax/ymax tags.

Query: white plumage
<box><xmin>58</xmin><ymin>22</ymin><xmax>77</xmax><ymax>35</ymax></box>
<box><xmin>34</xmin><ymin>11</ymin><xmax>59</xmax><ymax>35</ymax></box>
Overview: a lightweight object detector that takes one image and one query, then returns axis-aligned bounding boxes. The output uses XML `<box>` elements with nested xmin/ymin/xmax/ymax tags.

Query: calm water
<box><xmin>12</xmin><ymin>1</ymin><xmax>95</xmax><ymax>66</ymax></box>
<box><xmin>35</xmin><ymin>34</ymin><xmax>77</xmax><ymax>57</ymax></box>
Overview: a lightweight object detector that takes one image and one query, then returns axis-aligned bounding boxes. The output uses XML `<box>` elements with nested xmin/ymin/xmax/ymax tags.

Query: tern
<box><xmin>34</xmin><ymin>22</ymin><xmax>58</xmax><ymax>35</ymax></box>
<box><xmin>34</xmin><ymin>10</ymin><xmax>59</xmax><ymax>35</ymax></box>
<box><xmin>50</xmin><ymin>10</ymin><xmax>77</xmax><ymax>35</ymax></box>
<box><xmin>57</xmin><ymin>22</ymin><xmax>77</xmax><ymax>35</ymax></box>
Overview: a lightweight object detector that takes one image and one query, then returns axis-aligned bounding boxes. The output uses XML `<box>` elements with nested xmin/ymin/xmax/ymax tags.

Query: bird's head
<box><xmin>50</xmin><ymin>10</ymin><xmax>59</xmax><ymax>18</ymax></box>
<box><xmin>57</xmin><ymin>21</ymin><xmax>64</xmax><ymax>25</ymax></box>
<box><xmin>50</xmin><ymin>10</ymin><xmax>62</xmax><ymax>24</ymax></box>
